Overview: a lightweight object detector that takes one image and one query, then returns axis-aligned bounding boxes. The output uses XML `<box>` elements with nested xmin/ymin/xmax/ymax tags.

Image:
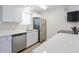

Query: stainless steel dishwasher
<box><xmin>12</xmin><ymin>33</ymin><xmax>26</xmax><ymax>53</ymax></box>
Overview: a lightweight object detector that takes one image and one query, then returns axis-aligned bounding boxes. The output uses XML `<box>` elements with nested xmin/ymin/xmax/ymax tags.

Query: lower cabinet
<box><xmin>0</xmin><ymin>30</ymin><xmax>38</xmax><ymax>53</ymax></box>
<box><xmin>0</xmin><ymin>35</ymin><xmax>12</xmax><ymax>53</ymax></box>
<box><xmin>26</xmin><ymin>30</ymin><xmax>38</xmax><ymax>48</ymax></box>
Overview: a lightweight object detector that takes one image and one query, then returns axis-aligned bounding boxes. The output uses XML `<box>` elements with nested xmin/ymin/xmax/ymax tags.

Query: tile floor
<box><xmin>20</xmin><ymin>40</ymin><xmax>46</xmax><ymax>53</ymax></box>
<box><xmin>20</xmin><ymin>43</ymin><xmax>41</xmax><ymax>53</ymax></box>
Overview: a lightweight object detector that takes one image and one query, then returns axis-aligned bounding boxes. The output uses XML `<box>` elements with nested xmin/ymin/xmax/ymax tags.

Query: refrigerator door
<box><xmin>40</xmin><ymin>29</ymin><xmax>46</xmax><ymax>42</ymax></box>
<box><xmin>40</xmin><ymin>19</ymin><xmax>46</xmax><ymax>26</ymax></box>
<box><xmin>40</xmin><ymin>19</ymin><xmax>47</xmax><ymax>42</ymax></box>
<box><xmin>33</xmin><ymin>17</ymin><xmax>47</xmax><ymax>42</ymax></box>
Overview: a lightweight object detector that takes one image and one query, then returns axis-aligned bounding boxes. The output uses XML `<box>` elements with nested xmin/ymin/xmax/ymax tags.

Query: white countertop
<box><xmin>33</xmin><ymin>33</ymin><xmax>79</xmax><ymax>53</ymax></box>
<box><xmin>0</xmin><ymin>29</ymin><xmax>38</xmax><ymax>37</ymax></box>
<box><xmin>0</xmin><ymin>30</ymin><xmax>26</xmax><ymax>37</ymax></box>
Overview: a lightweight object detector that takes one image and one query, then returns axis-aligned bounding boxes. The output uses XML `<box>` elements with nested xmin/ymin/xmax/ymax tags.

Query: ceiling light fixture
<box><xmin>38</xmin><ymin>5</ymin><xmax>47</xmax><ymax>10</ymax></box>
<box><xmin>24</xmin><ymin>6</ymin><xmax>32</xmax><ymax>12</ymax></box>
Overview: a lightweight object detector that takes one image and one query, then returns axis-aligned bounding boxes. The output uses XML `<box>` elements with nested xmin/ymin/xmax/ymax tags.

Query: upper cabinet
<box><xmin>64</xmin><ymin>5</ymin><xmax>79</xmax><ymax>12</ymax></box>
<box><xmin>0</xmin><ymin>5</ymin><xmax>22</xmax><ymax>22</ymax></box>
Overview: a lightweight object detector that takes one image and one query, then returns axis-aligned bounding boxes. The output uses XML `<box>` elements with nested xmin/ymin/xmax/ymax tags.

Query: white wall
<box><xmin>32</xmin><ymin>12</ymin><xmax>41</xmax><ymax>18</ymax></box>
<box><xmin>40</xmin><ymin>7</ymin><xmax>78</xmax><ymax>39</ymax></box>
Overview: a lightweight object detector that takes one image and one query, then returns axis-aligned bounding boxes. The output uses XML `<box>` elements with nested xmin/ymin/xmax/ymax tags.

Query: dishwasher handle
<box><xmin>12</xmin><ymin>33</ymin><xmax>26</xmax><ymax>37</ymax></box>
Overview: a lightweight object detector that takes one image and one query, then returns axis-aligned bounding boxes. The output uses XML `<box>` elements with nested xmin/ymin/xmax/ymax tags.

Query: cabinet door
<box><xmin>0</xmin><ymin>35</ymin><xmax>12</xmax><ymax>53</ymax></box>
<box><xmin>3</xmin><ymin>6</ymin><xmax>22</xmax><ymax>22</ymax></box>
<box><xmin>31</xmin><ymin>31</ymin><xmax>38</xmax><ymax>44</ymax></box>
<box><xmin>26</xmin><ymin>31</ymin><xmax>38</xmax><ymax>47</ymax></box>
<box><xmin>13</xmin><ymin>7</ymin><xmax>22</xmax><ymax>22</ymax></box>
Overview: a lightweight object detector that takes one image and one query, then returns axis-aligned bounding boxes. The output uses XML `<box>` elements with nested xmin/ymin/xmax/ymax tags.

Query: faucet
<box><xmin>71</xmin><ymin>27</ymin><xmax>78</xmax><ymax>34</ymax></box>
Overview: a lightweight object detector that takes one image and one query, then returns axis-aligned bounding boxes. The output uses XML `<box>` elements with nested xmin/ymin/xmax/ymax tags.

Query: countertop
<box><xmin>33</xmin><ymin>33</ymin><xmax>79</xmax><ymax>53</ymax></box>
<box><xmin>0</xmin><ymin>29</ymin><xmax>38</xmax><ymax>37</ymax></box>
<box><xmin>57</xmin><ymin>30</ymin><xmax>73</xmax><ymax>34</ymax></box>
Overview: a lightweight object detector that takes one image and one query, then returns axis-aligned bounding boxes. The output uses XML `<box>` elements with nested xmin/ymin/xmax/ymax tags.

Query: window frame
<box><xmin>20</xmin><ymin>10</ymin><xmax>33</xmax><ymax>26</ymax></box>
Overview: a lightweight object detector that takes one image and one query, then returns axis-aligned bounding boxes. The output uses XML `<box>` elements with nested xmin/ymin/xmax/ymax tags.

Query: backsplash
<box><xmin>0</xmin><ymin>22</ymin><xmax>32</xmax><ymax>31</ymax></box>
<box><xmin>0</xmin><ymin>22</ymin><xmax>17</xmax><ymax>30</ymax></box>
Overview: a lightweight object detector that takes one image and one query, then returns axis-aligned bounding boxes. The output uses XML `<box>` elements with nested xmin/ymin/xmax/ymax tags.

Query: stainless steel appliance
<box><xmin>33</xmin><ymin>17</ymin><xmax>47</xmax><ymax>42</ymax></box>
<box><xmin>12</xmin><ymin>33</ymin><xmax>26</xmax><ymax>53</ymax></box>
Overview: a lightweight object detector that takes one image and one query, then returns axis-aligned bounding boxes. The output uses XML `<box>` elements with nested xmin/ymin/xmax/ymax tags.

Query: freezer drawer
<box><xmin>12</xmin><ymin>33</ymin><xmax>26</xmax><ymax>53</ymax></box>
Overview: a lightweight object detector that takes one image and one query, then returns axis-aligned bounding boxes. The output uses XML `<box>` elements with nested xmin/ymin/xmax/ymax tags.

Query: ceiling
<box><xmin>10</xmin><ymin>5</ymin><xmax>64</xmax><ymax>13</ymax></box>
<box><xmin>31</xmin><ymin>5</ymin><xmax>63</xmax><ymax>13</ymax></box>
<box><xmin>20</xmin><ymin>5</ymin><xmax>63</xmax><ymax>13</ymax></box>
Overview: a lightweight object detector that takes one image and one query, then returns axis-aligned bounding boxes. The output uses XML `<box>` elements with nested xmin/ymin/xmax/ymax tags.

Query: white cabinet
<box><xmin>64</xmin><ymin>5</ymin><xmax>79</xmax><ymax>12</ymax></box>
<box><xmin>0</xmin><ymin>35</ymin><xmax>12</xmax><ymax>53</ymax></box>
<box><xmin>3</xmin><ymin>5</ymin><xmax>22</xmax><ymax>22</ymax></box>
<box><xmin>26</xmin><ymin>30</ymin><xmax>38</xmax><ymax>48</ymax></box>
<box><xmin>0</xmin><ymin>6</ymin><xmax>22</xmax><ymax>22</ymax></box>
<box><xmin>2</xmin><ymin>6</ymin><xmax>22</xmax><ymax>22</ymax></box>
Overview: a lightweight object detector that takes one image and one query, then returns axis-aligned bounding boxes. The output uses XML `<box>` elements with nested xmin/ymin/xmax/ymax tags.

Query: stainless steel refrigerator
<box><xmin>33</xmin><ymin>17</ymin><xmax>47</xmax><ymax>42</ymax></box>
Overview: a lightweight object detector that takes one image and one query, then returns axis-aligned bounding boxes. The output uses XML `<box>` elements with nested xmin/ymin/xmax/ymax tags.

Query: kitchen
<box><xmin>0</xmin><ymin>5</ymin><xmax>46</xmax><ymax>53</ymax></box>
<box><xmin>1</xmin><ymin>5</ymin><xmax>79</xmax><ymax>53</ymax></box>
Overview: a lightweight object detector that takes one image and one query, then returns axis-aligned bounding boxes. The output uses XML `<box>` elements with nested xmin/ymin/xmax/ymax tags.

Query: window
<box><xmin>20</xmin><ymin>12</ymin><xmax>32</xmax><ymax>25</ymax></box>
<box><xmin>20</xmin><ymin>6</ymin><xmax>32</xmax><ymax>25</ymax></box>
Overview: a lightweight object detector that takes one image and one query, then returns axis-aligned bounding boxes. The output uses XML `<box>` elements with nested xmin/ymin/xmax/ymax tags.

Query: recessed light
<box><xmin>24</xmin><ymin>6</ymin><xmax>32</xmax><ymax>12</ymax></box>
<box><xmin>38</xmin><ymin>5</ymin><xmax>47</xmax><ymax>10</ymax></box>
